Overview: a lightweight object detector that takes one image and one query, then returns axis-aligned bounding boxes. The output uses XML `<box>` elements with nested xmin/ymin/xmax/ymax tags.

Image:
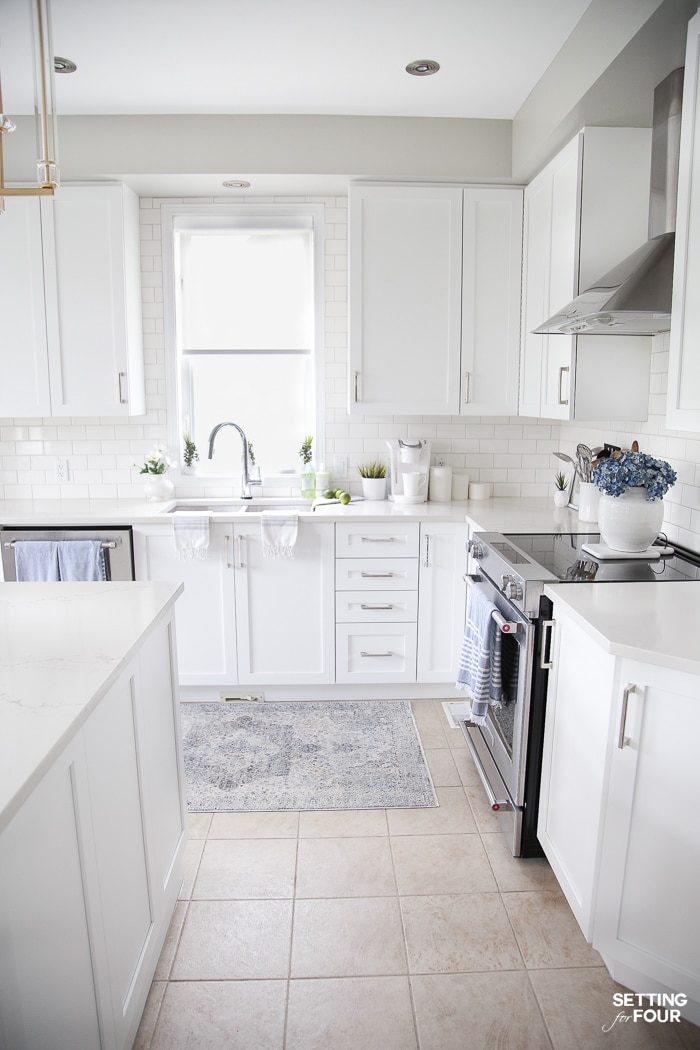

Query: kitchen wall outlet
<box><xmin>55</xmin><ymin>457</ymin><xmax>69</xmax><ymax>483</ymax></box>
<box><xmin>333</xmin><ymin>456</ymin><xmax>348</xmax><ymax>478</ymax></box>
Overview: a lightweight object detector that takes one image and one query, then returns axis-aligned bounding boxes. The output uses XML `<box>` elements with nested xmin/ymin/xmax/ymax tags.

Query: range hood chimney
<box><xmin>534</xmin><ymin>67</ymin><xmax>684</xmax><ymax>336</ymax></box>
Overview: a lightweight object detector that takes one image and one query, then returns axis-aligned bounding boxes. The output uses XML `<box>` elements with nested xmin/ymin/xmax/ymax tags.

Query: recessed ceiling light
<box><xmin>406</xmin><ymin>60</ymin><xmax>440</xmax><ymax>77</ymax></box>
<box><xmin>222</xmin><ymin>179</ymin><xmax>251</xmax><ymax>189</ymax></box>
<box><xmin>54</xmin><ymin>57</ymin><xmax>77</xmax><ymax>74</ymax></box>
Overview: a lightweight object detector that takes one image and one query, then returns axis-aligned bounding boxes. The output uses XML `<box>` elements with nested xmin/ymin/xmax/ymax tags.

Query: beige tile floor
<box><xmin>134</xmin><ymin>699</ymin><xmax>700</xmax><ymax>1050</ymax></box>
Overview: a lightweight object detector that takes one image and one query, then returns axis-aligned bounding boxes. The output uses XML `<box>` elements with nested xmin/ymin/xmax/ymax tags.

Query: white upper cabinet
<box><xmin>348</xmin><ymin>183</ymin><xmax>522</xmax><ymax>417</ymax></box>
<box><xmin>0</xmin><ymin>197</ymin><xmax>52</xmax><ymax>416</ymax></box>
<box><xmin>519</xmin><ymin>128</ymin><xmax>653</xmax><ymax>422</ymax></box>
<box><xmin>461</xmin><ymin>188</ymin><xmax>523</xmax><ymax>416</ymax></box>
<box><xmin>668</xmin><ymin>11</ymin><xmax>700</xmax><ymax>431</ymax></box>
<box><xmin>0</xmin><ymin>183</ymin><xmax>145</xmax><ymax>419</ymax></box>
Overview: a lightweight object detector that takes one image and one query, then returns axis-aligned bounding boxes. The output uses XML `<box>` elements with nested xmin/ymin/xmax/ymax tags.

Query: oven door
<box><xmin>461</xmin><ymin>574</ymin><xmax>535</xmax><ymax>809</ymax></box>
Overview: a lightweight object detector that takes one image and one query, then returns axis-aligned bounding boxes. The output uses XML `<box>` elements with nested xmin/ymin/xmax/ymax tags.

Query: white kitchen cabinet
<box><xmin>0</xmin><ymin>613</ymin><xmax>185</xmax><ymax>1050</ymax></box>
<box><xmin>0</xmin><ymin>183</ymin><xmax>145</xmax><ymax>420</ymax></box>
<box><xmin>416</xmin><ymin>522</ymin><xmax>467</xmax><ymax>682</ymax></box>
<box><xmin>667</xmin><ymin>10</ymin><xmax>700</xmax><ymax>431</ymax></box>
<box><xmin>519</xmin><ymin>128</ymin><xmax>653</xmax><ymax>422</ymax></box>
<box><xmin>133</xmin><ymin>522</ymin><xmax>238</xmax><ymax>687</ymax></box>
<box><xmin>537</xmin><ymin>609</ymin><xmax>616</xmax><ymax>939</ymax></box>
<box><xmin>0</xmin><ymin>197</ymin><xmax>52</xmax><ymax>416</ymax></box>
<box><xmin>233</xmin><ymin>519</ymin><xmax>335</xmax><ymax>685</ymax></box>
<box><xmin>460</xmin><ymin>187</ymin><xmax>523</xmax><ymax>416</ymax></box>
<box><xmin>348</xmin><ymin>183</ymin><xmax>522</xmax><ymax>417</ymax></box>
<box><xmin>539</xmin><ymin>600</ymin><xmax>700</xmax><ymax>1024</ymax></box>
<box><xmin>594</xmin><ymin>659</ymin><xmax>700</xmax><ymax>1014</ymax></box>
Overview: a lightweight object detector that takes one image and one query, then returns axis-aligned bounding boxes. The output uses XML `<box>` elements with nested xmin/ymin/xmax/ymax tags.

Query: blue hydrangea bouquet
<box><xmin>593</xmin><ymin>451</ymin><xmax>677</xmax><ymax>502</ymax></box>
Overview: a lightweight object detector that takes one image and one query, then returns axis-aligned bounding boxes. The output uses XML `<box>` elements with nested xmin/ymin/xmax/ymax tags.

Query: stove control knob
<box><xmin>500</xmin><ymin>574</ymin><xmax>523</xmax><ymax>600</ymax></box>
<box><xmin>467</xmin><ymin>538</ymin><xmax>485</xmax><ymax>560</ymax></box>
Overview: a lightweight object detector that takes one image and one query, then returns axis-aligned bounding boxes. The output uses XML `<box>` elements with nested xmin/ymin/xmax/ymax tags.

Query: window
<box><xmin>162</xmin><ymin>204</ymin><xmax>324</xmax><ymax>479</ymax></box>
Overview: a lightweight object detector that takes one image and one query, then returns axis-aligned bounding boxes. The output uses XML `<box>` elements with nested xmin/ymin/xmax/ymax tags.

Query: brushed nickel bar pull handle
<box><xmin>424</xmin><ymin>534</ymin><xmax>431</xmax><ymax>567</ymax></box>
<box><xmin>234</xmin><ymin>534</ymin><xmax>243</xmax><ymax>569</ymax></box>
<box><xmin>360</xmin><ymin>603</ymin><xmax>394</xmax><ymax>610</ymax></box>
<box><xmin>360</xmin><ymin>571</ymin><xmax>395</xmax><ymax>578</ymax></box>
<box><xmin>618</xmin><ymin>683</ymin><xmax>638</xmax><ymax>749</ymax></box>
<box><xmin>540</xmin><ymin>619</ymin><xmax>555</xmax><ymax>670</ymax></box>
<box><xmin>354</xmin><ymin>370</ymin><xmax>360</xmax><ymax>402</ymax></box>
<box><xmin>464</xmin><ymin>372</ymin><xmax>471</xmax><ymax>404</ymax></box>
<box><xmin>360</xmin><ymin>651</ymin><xmax>394</xmax><ymax>658</ymax></box>
<box><xmin>361</xmin><ymin>536</ymin><xmax>394</xmax><ymax>542</ymax></box>
<box><xmin>118</xmin><ymin>371</ymin><xmax>128</xmax><ymax>404</ymax></box>
<box><xmin>224</xmin><ymin>533</ymin><xmax>233</xmax><ymax>569</ymax></box>
<box><xmin>558</xmin><ymin>366</ymin><xmax>569</xmax><ymax>406</ymax></box>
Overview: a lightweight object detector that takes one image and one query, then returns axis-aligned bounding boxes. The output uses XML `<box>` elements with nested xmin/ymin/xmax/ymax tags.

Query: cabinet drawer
<box><xmin>335</xmin><ymin>558</ymin><xmax>419</xmax><ymax>590</ymax></box>
<box><xmin>336</xmin><ymin>623</ymin><xmax>417</xmax><ymax>683</ymax></box>
<box><xmin>336</xmin><ymin>589</ymin><xmax>418</xmax><ymax>623</ymax></box>
<box><xmin>335</xmin><ymin>522</ymin><xmax>420</xmax><ymax>558</ymax></box>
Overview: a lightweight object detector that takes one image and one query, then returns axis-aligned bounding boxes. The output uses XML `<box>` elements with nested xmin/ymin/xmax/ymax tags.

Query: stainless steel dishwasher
<box><xmin>1</xmin><ymin>526</ymin><xmax>135</xmax><ymax>581</ymax></box>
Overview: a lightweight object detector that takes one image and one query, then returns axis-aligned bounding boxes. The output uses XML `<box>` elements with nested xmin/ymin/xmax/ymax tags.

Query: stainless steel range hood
<box><xmin>534</xmin><ymin>68</ymin><xmax>684</xmax><ymax>336</ymax></box>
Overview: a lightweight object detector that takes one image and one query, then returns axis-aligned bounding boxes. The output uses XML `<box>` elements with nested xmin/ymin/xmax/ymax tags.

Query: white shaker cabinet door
<box><xmin>348</xmin><ymin>184</ymin><xmax>463</xmax><ymax>415</ymax></box>
<box><xmin>460</xmin><ymin>187</ymin><xmax>523</xmax><ymax>416</ymax></box>
<box><xmin>234</xmin><ymin>520</ymin><xmax>335</xmax><ymax>684</ymax></box>
<box><xmin>0</xmin><ymin>197</ymin><xmax>52</xmax><ymax>417</ymax></box>
<box><xmin>594</xmin><ymin>660</ymin><xmax>700</xmax><ymax>1012</ymax></box>
<box><xmin>132</xmin><ymin>523</ymin><xmax>238</xmax><ymax>687</ymax></box>
<box><xmin>43</xmin><ymin>183</ymin><xmax>145</xmax><ymax>416</ymax></box>
<box><xmin>668</xmin><ymin>10</ymin><xmax>700</xmax><ymax>431</ymax></box>
<box><xmin>416</xmin><ymin>522</ymin><xmax>467</xmax><ymax>682</ymax></box>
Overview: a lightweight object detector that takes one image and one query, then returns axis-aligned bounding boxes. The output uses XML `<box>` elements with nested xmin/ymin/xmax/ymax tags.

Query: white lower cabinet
<box><xmin>539</xmin><ymin>603</ymin><xmax>700</xmax><ymax>1023</ymax></box>
<box><xmin>594</xmin><ymin>658</ymin><xmax>700</xmax><ymax>1014</ymax></box>
<box><xmin>0</xmin><ymin>614</ymin><xmax>185</xmax><ymax>1050</ymax></box>
<box><xmin>233</xmin><ymin>520</ymin><xmax>335</xmax><ymax>685</ymax></box>
<box><xmin>133</xmin><ymin>523</ymin><xmax>238</xmax><ymax>687</ymax></box>
<box><xmin>416</xmin><ymin>522</ymin><xmax>467</xmax><ymax>682</ymax></box>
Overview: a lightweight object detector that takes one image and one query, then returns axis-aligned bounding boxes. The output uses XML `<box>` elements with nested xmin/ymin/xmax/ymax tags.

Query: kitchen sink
<box><xmin>166</xmin><ymin>498</ymin><xmax>313</xmax><ymax>514</ymax></box>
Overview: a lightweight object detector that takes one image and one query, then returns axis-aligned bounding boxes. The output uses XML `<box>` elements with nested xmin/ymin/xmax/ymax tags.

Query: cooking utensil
<box><xmin>576</xmin><ymin>443</ymin><xmax>593</xmax><ymax>483</ymax></box>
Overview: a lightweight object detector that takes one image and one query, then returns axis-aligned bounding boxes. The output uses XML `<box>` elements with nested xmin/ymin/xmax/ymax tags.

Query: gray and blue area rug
<box><xmin>181</xmin><ymin>700</ymin><xmax>437</xmax><ymax>812</ymax></box>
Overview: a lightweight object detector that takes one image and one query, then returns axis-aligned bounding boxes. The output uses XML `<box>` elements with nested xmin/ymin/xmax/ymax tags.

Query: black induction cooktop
<box><xmin>502</xmin><ymin>533</ymin><xmax>700</xmax><ymax>585</ymax></box>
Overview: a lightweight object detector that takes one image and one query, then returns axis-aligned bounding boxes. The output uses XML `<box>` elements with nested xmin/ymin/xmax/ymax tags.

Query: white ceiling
<box><xmin>5</xmin><ymin>0</ymin><xmax>593</xmax><ymax>120</ymax></box>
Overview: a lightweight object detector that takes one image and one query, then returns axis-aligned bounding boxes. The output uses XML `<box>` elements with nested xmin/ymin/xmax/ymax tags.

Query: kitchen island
<box><xmin>0</xmin><ymin>580</ymin><xmax>186</xmax><ymax>1050</ymax></box>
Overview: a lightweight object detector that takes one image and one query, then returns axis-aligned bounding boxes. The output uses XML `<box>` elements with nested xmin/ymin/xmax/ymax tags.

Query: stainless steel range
<box><xmin>462</xmin><ymin>531</ymin><xmax>700</xmax><ymax>858</ymax></box>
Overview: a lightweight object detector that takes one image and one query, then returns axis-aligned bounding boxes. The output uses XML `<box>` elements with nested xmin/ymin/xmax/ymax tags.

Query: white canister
<box><xmin>578</xmin><ymin>481</ymin><xmax>600</xmax><ymax>523</ymax></box>
<box><xmin>469</xmin><ymin>482</ymin><xmax>492</xmax><ymax>501</ymax></box>
<box><xmin>429</xmin><ymin>466</ymin><xmax>452</xmax><ymax>502</ymax></box>
<box><xmin>451</xmin><ymin>471</ymin><xmax>470</xmax><ymax>501</ymax></box>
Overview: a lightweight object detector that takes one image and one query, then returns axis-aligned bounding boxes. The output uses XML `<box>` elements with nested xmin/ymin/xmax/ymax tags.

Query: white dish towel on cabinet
<box><xmin>261</xmin><ymin>512</ymin><xmax>298</xmax><ymax>558</ymax></box>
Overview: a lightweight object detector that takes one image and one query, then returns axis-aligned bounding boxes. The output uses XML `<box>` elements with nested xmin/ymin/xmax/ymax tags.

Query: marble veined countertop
<box><xmin>0</xmin><ymin>580</ymin><xmax>182</xmax><ymax>832</ymax></box>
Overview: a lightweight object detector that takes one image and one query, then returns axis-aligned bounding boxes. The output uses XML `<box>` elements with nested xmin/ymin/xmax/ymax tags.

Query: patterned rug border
<box><xmin>180</xmin><ymin>699</ymin><xmax>438</xmax><ymax>812</ymax></box>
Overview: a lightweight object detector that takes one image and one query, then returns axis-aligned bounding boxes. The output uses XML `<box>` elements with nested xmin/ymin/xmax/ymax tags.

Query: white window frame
<box><xmin>161</xmin><ymin>202</ymin><xmax>325</xmax><ymax>484</ymax></box>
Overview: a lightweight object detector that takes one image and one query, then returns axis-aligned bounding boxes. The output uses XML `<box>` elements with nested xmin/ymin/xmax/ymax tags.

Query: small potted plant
<box><xmin>299</xmin><ymin>435</ymin><xmax>315</xmax><ymax>498</ymax></box>
<box><xmin>553</xmin><ymin>471</ymin><xmax>569</xmax><ymax>508</ymax></box>
<box><xmin>136</xmin><ymin>444</ymin><xmax>175</xmax><ymax>501</ymax></box>
<box><xmin>357</xmin><ymin>460</ymin><xmax>387</xmax><ymax>501</ymax></box>
<box><xmin>182</xmin><ymin>434</ymin><xmax>199</xmax><ymax>474</ymax></box>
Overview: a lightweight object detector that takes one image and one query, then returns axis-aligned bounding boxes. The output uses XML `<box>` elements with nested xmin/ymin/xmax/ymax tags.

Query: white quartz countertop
<box><xmin>0</xmin><ymin>495</ymin><xmax>581</xmax><ymax>530</ymax></box>
<box><xmin>0</xmin><ymin>580</ymin><xmax>183</xmax><ymax>832</ymax></box>
<box><xmin>544</xmin><ymin>581</ymin><xmax>700</xmax><ymax>677</ymax></box>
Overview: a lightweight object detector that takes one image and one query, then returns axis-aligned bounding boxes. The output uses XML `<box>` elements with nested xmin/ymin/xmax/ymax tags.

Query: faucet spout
<box><xmin>207</xmin><ymin>422</ymin><xmax>260</xmax><ymax>499</ymax></box>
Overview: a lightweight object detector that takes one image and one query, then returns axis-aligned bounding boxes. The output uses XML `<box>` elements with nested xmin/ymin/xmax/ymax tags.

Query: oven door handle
<box><xmin>540</xmin><ymin>619</ymin><xmax>555</xmax><ymax>669</ymax></box>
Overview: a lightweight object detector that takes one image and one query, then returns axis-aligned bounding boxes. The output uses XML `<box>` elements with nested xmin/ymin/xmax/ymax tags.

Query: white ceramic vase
<box><xmin>144</xmin><ymin>474</ymin><xmax>175</xmax><ymax>501</ymax></box>
<box><xmin>597</xmin><ymin>488</ymin><xmax>665</xmax><ymax>552</ymax></box>
<box><xmin>553</xmin><ymin>490</ymin><xmax>569</xmax><ymax>508</ymax></box>
<box><xmin>361</xmin><ymin>477</ymin><xmax>387</xmax><ymax>501</ymax></box>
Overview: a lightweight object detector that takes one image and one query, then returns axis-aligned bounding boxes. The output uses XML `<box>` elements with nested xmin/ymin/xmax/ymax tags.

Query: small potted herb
<box><xmin>357</xmin><ymin>460</ymin><xmax>387</xmax><ymax>501</ymax></box>
<box><xmin>553</xmin><ymin>471</ymin><xmax>569</xmax><ymax>508</ymax></box>
<box><xmin>299</xmin><ymin>435</ymin><xmax>315</xmax><ymax>498</ymax></box>
<box><xmin>183</xmin><ymin>434</ymin><xmax>199</xmax><ymax>473</ymax></box>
